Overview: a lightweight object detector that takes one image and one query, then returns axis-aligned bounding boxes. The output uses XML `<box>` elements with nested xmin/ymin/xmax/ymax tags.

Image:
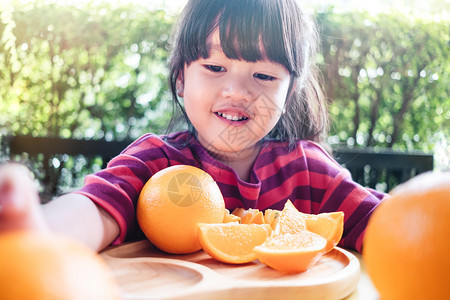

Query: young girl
<box><xmin>0</xmin><ymin>0</ymin><xmax>387</xmax><ymax>253</ymax></box>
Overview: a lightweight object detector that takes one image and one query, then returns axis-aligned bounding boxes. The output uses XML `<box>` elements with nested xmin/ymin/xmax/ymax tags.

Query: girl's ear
<box><xmin>176</xmin><ymin>73</ymin><xmax>184</xmax><ymax>97</ymax></box>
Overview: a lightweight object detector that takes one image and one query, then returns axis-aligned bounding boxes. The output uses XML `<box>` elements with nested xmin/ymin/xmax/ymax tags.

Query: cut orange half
<box><xmin>198</xmin><ymin>223</ymin><xmax>272</xmax><ymax>264</ymax></box>
<box><xmin>253</xmin><ymin>231</ymin><xmax>327</xmax><ymax>273</ymax></box>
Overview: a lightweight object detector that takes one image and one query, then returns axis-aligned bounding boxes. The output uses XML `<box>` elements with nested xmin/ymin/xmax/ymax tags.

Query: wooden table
<box><xmin>101</xmin><ymin>240</ymin><xmax>380</xmax><ymax>300</ymax></box>
<box><xmin>344</xmin><ymin>251</ymin><xmax>379</xmax><ymax>300</ymax></box>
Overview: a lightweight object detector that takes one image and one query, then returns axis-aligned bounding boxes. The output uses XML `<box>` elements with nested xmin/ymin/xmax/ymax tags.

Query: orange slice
<box><xmin>301</xmin><ymin>211</ymin><xmax>344</xmax><ymax>252</ymax></box>
<box><xmin>249</xmin><ymin>211</ymin><xmax>265</xmax><ymax>224</ymax></box>
<box><xmin>271</xmin><ymin>200</ymin><xmax>344</xmax><ymax>252</ymax></box>
<box><xmin>253</xmin><ymin>231</ymin><xmax>327</xmax><ymax>273</ymax></box>
<box><xmin>231</xmin><ymin>207</ymin><xmax>246</xmax><ymax>218</ymax></box>
<box><xmin>263</xmin><ymin>209</ymin><xmax>281</xmax><ymax>229</ymax></box>
<box><xmin>230</xmin><ymin>208</ymin><xmax>265</xmax><ymax>224</ymax></box>
<box><xmin>240</xmin><ymin>208</ymin><xmax>260</xmax><ymax>224</ymax></box>
<box><xmin>198</xmin><ymin>223</ymin><xmax>272</xmax><ymax>264</ymax></box>
<box><xmin>273</xmin><ymin>200</ymin><xmax>307</xmax><ymax>235</ymax></box>
<box><xmin>223</xmin><ymin>209</ymin><xmax>241</xmax><ymax>223</ymax></box>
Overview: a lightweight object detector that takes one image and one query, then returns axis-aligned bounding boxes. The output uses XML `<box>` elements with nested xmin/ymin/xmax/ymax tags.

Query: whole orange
<box><xmin>137</xmin><ymin>165</ymin><xmax>225</xmax><ymax>254</ymax></box>
<box><xmin>0</xmin><ymin>231</ymin><xmax>121</xmax><ymax>300</ymax></box>
<box><xmin>363</xmin><ymin>171</ymin><xmax>450</xmax><ymax>300</ymax></box>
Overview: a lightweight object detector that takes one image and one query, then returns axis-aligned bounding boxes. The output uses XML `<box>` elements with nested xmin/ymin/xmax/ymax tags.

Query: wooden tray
<box><xmin>101</xmin><ymin>240</ymin><xmax>360</xmax><ymax>300</ymax></box>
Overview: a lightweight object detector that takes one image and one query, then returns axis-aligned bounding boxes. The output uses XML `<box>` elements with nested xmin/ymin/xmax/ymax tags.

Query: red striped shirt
<box><xmin>76</xmin><ymin>131</ymin><xmax>387</xmax><ymax>252</ymax></box>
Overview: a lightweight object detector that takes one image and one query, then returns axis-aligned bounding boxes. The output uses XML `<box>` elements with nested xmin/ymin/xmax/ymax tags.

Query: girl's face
<box><xmin>179</xmin><ymin>28</ymin><xmax>292</xmax><ymax>161</ymax></box>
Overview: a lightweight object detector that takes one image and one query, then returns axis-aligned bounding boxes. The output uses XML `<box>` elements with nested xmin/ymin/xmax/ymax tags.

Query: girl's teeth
<box><xmin>217</xmin><ymin>112</ymin><xmax>248</xmax><ymax>121</ymax></box>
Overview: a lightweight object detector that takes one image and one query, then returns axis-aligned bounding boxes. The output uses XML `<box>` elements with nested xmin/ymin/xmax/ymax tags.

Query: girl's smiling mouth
<box><xmin>215</xmin><ymin>112</ymin><xmax>249</xmax><ymax>122</ymax></box>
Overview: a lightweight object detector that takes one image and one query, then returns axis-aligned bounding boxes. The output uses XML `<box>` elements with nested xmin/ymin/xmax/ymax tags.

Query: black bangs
<box><xmin>216</xmin><ymin>0</ymin><xmax>265</xmax><ymax>62</ymax></box>
<box><xmin>177</xmin><ymin>0</ymin><xmax>301</xmax><ymax>76</ymax></box>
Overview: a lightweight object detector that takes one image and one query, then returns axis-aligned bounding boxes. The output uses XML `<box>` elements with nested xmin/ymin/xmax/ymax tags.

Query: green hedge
<box><xmin>318</xmin><ymin>10</ymin><xmax>449</xmax><ymax>153</ymax></box>
<box><xmin>1</xmin><ymin>1</ymin><xmax>174</xmax><ymax>141</ymax></box>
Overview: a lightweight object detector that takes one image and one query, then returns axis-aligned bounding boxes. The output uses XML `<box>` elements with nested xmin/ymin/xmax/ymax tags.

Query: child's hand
<box><xmin>0</xmin><ymin>163</ymin><xmax>48</xmax><ymax>232</ymax></box>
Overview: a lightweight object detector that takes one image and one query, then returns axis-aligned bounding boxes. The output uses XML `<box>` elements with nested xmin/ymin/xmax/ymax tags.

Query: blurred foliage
<box><xmin>317</xmin><ymin>10</ymin><xmax>449</xmax><ymax>156</ymax></box>
<box><xmin>0</xmin><ymin>0</ymin><xmax>174</xmax><ymax>141</ymax></box>
<box><xmin>0</xmin><ymin>1</ymin><xmax>449</xmax><ymax>168</ymax></box>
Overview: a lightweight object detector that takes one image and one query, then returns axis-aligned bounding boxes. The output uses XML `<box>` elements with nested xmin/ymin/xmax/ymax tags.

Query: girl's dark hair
<box><xmin>167</xmin><ymin>0</ymin><xmax>329</xmax><ymax>145</ymax></box>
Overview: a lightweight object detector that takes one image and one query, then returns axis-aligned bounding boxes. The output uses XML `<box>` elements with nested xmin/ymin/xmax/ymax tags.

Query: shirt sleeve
<box><xmin>317</xmin><ymin>168</ymin><xmax>388</xmax><ymax>252</ymax></box>
<box><xmin>73</xmin><ymin>134</ymin><xmax>168</xmax><ymax>245</ymax></box>
<box><xmin>298</xmin><ymin>141</ymin><xmax>388</xmax><ymax>253</ymax></box>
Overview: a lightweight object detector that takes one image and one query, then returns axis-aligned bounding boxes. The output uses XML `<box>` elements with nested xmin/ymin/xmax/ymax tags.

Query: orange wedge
<box><xmin>249</xmin><ymin>211</ymin><xmax>265</xmax><ymax>224</ymax></box>
<box><xmin>240</xmin><ymin>208</ymin><xmax>260</xmax><ymax>224</ymax></box>
<box><xmin>223</xmin><ymin>209</ymin><xmax>241</xmax><ymax>223</ymax></box>
<box><xmin>301</xmin><ymin>211</ymin><xmax>344</xmax><ymax>252</ymax></box>
<box><xmin>253</xmin><ymin>231</ymin><xmax>327</xmax><ymax>273</ymax></box>
<box><xmin>198</xmin><ymin>223</ymin><xmax>272</xmax><ymax>264</ymax></box>
<box><xmin>231</xmin><ymin>207</ymin><xmax>246</xmax><ymax>218</ymax></box>
<box><xmin>263</xmin><ymin>209</ymin><xmax>281</xmax><ymax>229</ymax></box>
<box><xmin>271</xmin><ymin>200</ymin><xmax>344</xmax><ymax>252</ymax></box>
<box><xmin>252</xmin><ymin>200</ymin><xmax>344</xmax><ymax>273</ymax></box>
<box><xmin>273</xmin><ymin>200</ymin><xmax>307</xmax><ymax>235</ymax></box>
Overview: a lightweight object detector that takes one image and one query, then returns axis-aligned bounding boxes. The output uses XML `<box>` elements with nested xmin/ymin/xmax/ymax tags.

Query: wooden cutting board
<box><xmin>101</xmin><ymin>240</ymin><xmax>360</xmax><ymax>300</ymax></box>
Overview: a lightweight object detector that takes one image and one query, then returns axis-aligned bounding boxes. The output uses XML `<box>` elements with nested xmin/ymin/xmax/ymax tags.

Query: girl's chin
<box><xmin>199</xmin><ymin>136</ymin><xmax>260</xmax><ymax>160</ymax></box>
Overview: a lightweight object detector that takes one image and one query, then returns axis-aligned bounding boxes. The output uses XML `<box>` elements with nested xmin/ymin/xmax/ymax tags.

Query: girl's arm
<box><xmin>43</xmin><ymin>194</ymin><xmax>120</xmax><ymax>252</ymax></box>
<box><xmin>0</xmin><ymin>163</ymin><xmax>119</xmax><ymax>252</ymax></box>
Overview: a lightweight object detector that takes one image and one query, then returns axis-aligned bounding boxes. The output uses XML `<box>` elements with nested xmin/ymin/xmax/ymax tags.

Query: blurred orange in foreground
<box><xmin>137</xmin><ymin>165</ymin><xmax>225</xmax><ymax>254</ymax></box>
<box><xmin>363</xmin><ymin>172</ymin><xmax>450</xmax><ymax>300</ymax></box>
<box><xmin>0</xmin><ymin>231</ymin><xmax>120</xmax><ymax>300</ymax></box>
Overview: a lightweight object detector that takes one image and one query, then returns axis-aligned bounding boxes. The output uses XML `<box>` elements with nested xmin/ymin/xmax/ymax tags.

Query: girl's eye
<box><xmin>204</xmin><ymin>65</ymin><xmax>225</xmax><ymax>72</ymax></box>
<box><xmin>254</xmin><ymin>73</ymin><xmax>276</xmax><ymax>81</ymax></box>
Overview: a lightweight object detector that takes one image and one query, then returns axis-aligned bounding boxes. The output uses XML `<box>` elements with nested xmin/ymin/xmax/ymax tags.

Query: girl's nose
<box><xmin>220</xmin><ymin>76</ymin><xmax>252</xmax><ymax>102</ymax></box>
